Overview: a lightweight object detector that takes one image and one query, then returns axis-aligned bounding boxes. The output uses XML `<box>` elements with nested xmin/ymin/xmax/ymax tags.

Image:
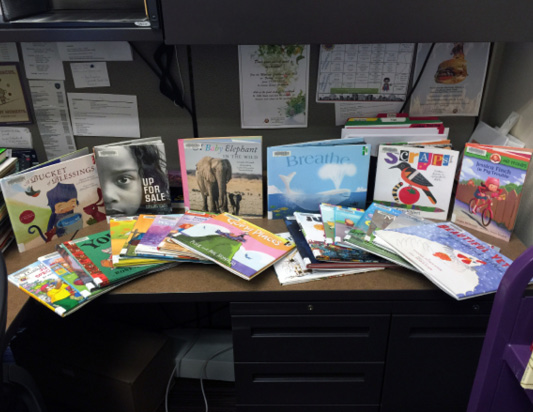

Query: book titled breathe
<box><xmin>171</xmin><ymin>213</ymin><xmax>294</xmax><ymax>280</ymax></box>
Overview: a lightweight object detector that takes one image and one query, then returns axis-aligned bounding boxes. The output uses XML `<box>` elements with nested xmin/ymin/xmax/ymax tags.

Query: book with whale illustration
<box><xmin>267</xmin><ymin>137</ymin><xmax>370</xmax><ymax>219</ymax></box>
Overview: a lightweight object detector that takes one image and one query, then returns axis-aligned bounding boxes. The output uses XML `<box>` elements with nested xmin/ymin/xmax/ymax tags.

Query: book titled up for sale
<box><xmin>93</xmin><ymin>137</ymin><xmax>172</xmax><ymax>217</ymax></box>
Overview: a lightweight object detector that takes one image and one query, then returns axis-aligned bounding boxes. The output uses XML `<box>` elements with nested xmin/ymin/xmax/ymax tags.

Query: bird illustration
<box><xmin>24</xmin><ymin>186</ymin><xmax>40</xmax><ymax>197</ymax></box>
<box><xmin>389</xmin><ymin>162</ymin><xmax>437</xmax><ymax>204</ymax></box>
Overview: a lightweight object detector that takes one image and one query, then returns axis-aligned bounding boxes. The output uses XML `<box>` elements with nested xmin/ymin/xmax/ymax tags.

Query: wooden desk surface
<box><xmin>4</xmin><ymin>218</ymin><xmax>529</xmax><ymax>330</ymax></box>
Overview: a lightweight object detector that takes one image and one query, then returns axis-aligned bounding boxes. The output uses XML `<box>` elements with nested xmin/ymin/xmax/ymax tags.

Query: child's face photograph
<box><xmin>98</xmin><ymin>146</ymin><xmax>142</xmax><ymax>216</ymax></box>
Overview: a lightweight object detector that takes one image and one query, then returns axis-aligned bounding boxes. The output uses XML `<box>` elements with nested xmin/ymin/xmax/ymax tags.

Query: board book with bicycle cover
<box><xmin>451</xmin><ymin>143</ymin><xmax>533</xmax><ymax>242</ymax></box>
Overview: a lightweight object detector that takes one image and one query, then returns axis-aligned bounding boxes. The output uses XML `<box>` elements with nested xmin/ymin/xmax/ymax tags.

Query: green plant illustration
<box><xmin>254</xmin><ymin>45</ymin><xmax>305</xmax><ymax>94</ymax></box>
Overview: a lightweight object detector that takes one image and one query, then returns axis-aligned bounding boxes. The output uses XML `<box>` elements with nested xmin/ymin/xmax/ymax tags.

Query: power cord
<box><xmin>164</xmin><ymin>328</ymin><xmax>203</xmax><ymax>412</ymax></box>
<box><xmin>199</xmin><ymin>345</ymin><xmax>234</xmax><ymax>412</ymax></box>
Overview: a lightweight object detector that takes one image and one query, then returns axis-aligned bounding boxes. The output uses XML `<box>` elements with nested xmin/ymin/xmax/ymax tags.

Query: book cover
<box><xmin>293</xmin><ymin>211</ymin><xmax>391</xmax><ymax>265</ymax></box>
<box><xmin>373</xmin><ymin>144</ymin><xmax>460</xmax><ymax>220</ymax></box>
<box><xmin>0</xmin><ymin>153</ymin><xmax>107</xmax><ymax>252</ymax></box>
<box><xmin>134</xmin><ymin>214</ymin><xmax>182</xmax><ymax>258</ymax></box>
<box><xmin>375</xmin><ymin>222</ymin><xmax>514</xmax><ymax>300</ymax></box>
<box><xmin>342</xmin><ymin>203</ymin><xmax>415</xmax><ymax>270</ymax></box>
<box><xmin>178</xmin><ymin>136</ymin><xmax>263</xmax><ymax>218</ymax></box>
<box><xmin>171</xmin><ymin>213</ymin><xmax>294</xmax><ymax>280</ymax></box>
<box><xmin>39</xmin><ymin>251</ymin><xmax>97</xmax><ymax>295</ymax></box>
<box><xmin>284</xmin><ymin>216</ymin><xmax>389</xmax><ymax>270</ymax></box>
<box><xmin>273</xmin><ymin>232</ymin><xmax>382</xmax><ymax>285</ymax></box>
<box><xmin>57</xmin><ymin>230</ymin><xmax>175</xmax><ymax>287</ymax></box>
<box><xmin>8</xmin><ymin>261</ymin><xmax>85</xmax><ymax>317</ymax></box>
<box><xmin>319</xmin><ymin>203</ymin><xmax>341</xmax><ymax>244</ymax></box>
<box><xmin>451</xmin><ymin>143</ymin><xmax>533</xmax><ymax>242</ymax></box>
<box><xmin>119</xmin><ymin>214</ymin><xmax>159</xmax><ymax>260</ymax></box>
<box><xmin>93</xmin><ymin>137</ymin><xmax>172</xmax><ymax>217</ymax></box>
<box><xmin>332</xmin><ymin>205</ymin><xmax>365</xmax><ymax>246</ymax></box>
<box><xmin>157</xmin><ymin>211</ymin><xmax>215</xmax><ymax>262</ymax></box>
<box><xmin>109</xmin><ymin>216</ymin><xmax>138</xmax><ymax>265</ymax></box>
<box><xmin>267</xmin><ymin>137</ymin><xmax>370</xmax><ymax>219</ymax></box>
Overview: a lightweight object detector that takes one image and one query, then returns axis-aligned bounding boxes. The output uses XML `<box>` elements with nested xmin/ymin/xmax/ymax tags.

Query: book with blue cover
<box><xmin>267</xmin><ymin>137</ymin><xmax>370</xmax><ymax>219</ymax></box>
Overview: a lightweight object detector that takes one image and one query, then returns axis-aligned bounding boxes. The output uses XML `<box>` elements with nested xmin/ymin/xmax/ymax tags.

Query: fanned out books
<box><xmin>341</xmin><ymin>115</ymin><xmax>449</xmax><ymax>156</ymax></box>
<box><xmin>373</xmin><ymin>144</ymin><xmax>460</xmax><ymax>220</ymax></box>
<box><xmin>287</xmin><ymin>213</ymin><xmax>393</xmax><ymax>270</ymax></box>
<box><xmin>93</xmin><ymin>137</ymin><xmax>172</xmax><ymax>217</ymax></box>
<box><xmin>178</xmin><ymin>136</ymin><xmax>263</xmax><ymax>217</ymax></box>
<box><xmin>267</xmin><ymin>137</ymin><xmax>370</xmax><ymax>219</ymax></box>
<box><xmin>342</xmin><ymin>203</ymin><xmax>419</xmax><ymax>270</ymax></box>
<box><xmin>170</xmin><ymin>213</ymin><xmax>294</xmax><ymax>281</ymax></box>
<box><xmin>273</xmin><ymin>232</ymin><xmax>382</xmax><ymax>285</ymax></box>
<box><xmin>0</xmin><ymin>151</ymin><xmax>107</xmax><ymax>252</ymax></box>
<box><xmin>57</xmin><ymin>230</ymin><xmax>177</xmax><ymax>288</ymax></box>
<box><xmin>451</xmin><ymin>143</ymin><xmax>533</xmax><ymax>242</ymax></box>
<box><xmin>375</xmin><ymin>221</ymin><xmax>514</xmax><ymax>300</ymax></box>
<box><xmin>156</xmin><ymin>211</ymin><xmax>214</xmax><ymax>262</ymax></box>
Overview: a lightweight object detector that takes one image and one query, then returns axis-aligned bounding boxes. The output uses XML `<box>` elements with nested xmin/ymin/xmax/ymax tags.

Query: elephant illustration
<box><xmin>195</xmin><ymin>156</ymin><xmax>232</xmax><ymax>213</ymax></box>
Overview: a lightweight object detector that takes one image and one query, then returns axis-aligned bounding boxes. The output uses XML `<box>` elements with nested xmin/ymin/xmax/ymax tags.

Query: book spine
<box><xmin>177</xmin><ymin>139</ymin><xmax>191</xmax><ymax>210</ymax></box>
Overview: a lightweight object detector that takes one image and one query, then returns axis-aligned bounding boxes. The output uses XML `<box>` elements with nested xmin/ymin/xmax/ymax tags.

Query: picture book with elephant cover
<box><xmin>267</xmin><ymin>137</ymin><xmax>370</xmax><ymax>220</ymax></box>
<box><xmin>178</xmin><ymin>136</ymin><xmax>263</xmax><ymax>218</ymax></box>
<box><xmin>93</xmin><ymin>137</ymin><xmax>172</xmax><ymax>218</ymax></box>
<box><xmin>451</xmin><ymin>143</ymin><xmax>532</xmax><ymax>242</ymax></box>
<box><xmin>375</xmin><ymin>221</ymin><xmax>514</xmax><ymax>300</ymax></box>
<box><xmin>170</xmin><ymin>212</ymin><xmax>294</xmax><ymax>281</ymax></box>
<box><xmin>0</xmin><ymin>153</ymin><xmax>107</xmax><ymax>253</ymax></box>
<box><xmin>373</xmin><ymin>144</ymin><xmax>459</xmax><ymax>220</ymax></box>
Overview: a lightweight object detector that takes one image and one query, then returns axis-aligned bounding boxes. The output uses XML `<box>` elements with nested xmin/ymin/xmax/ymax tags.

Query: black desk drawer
<box><xmin>235</xmin><ymin>362</ymin><xmax>383</xmax><ymax>405</ymax></box>
<box><xmin>232</xmin><ymin>314</ymin><xmax>389</xmax><ymax>362</ymax></box>
<box><xmin>236</xmin><ymin>405</ymin><xmax>379</xmax><ymax>412</ymax></box>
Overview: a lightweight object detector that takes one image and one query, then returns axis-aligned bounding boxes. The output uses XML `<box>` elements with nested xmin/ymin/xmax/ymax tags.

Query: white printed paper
<box><xmin>71</xmin><ymin>62</ymin><xmax>110</xmax><ymax>88</ymax></box>
<box><xmin>317</xmin><ymin>44</ymin><xmax>415</xmax><ymax>103</ymax></box>
<box><xmin>21</xmin><ymin>42</ymin><xmax>65</xmax><ymax>80</ymax></box>
<box><xmin>239</xmin><ymin>45</ymin><xmax>310</xmax><ymax>129</ymax></box>
<box><xmin>67</xmin><ymin>93</ymin><xmax>140</xmax><ymax>138</ymax></box>
<box><xmin>0</xmin><ymin>127</ymin><xmax>33</xmax><ymax>148</ymax></box>
<box><xmin>0</xmin><ymin>43</ymin><xmax>19</xmax><ymax>62</ymax></box>
<box><xmin>29</xmin><ymin>80</ymin><xmax>76</xmax><ymax>158</ymax></box>
<box><xmin>57</xmin><ymin>42</ymin><xmax>133</xmax><ymax>61</ymax></box>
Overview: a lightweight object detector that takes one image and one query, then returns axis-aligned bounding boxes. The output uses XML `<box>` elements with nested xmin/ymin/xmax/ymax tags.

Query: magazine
<box><xmin>93</xmin><ymin>137</ymin><xmax>172</xmax><ymax>217</ymax></box>
<box><xmin>373</xmin><ymin>144</ymin><xmax>460</xmax><ymax>220</ymax></box>
<box><xmin>178</xmin><ymin>136</ymin><xmax>263</xmax><ymax>217</ymax></box>
<box><xmin>375</xmin><ymin>222</ymin><xmax>514</xmax><ymax>300</ymax></box>
<box><xmin>0</xmin><ymin>153</ymin><xmax>107</xmax><ymax>252</ymax></box>
<box><xmin>451</xmin><ymin>143</ymin><xmax>533</xmax><ymax>242</ymax></box>
<box><xmin>267</xmin><ymin>137</ymin><xmax>370</xmax><ymax>219</ymax></box>
<box><xmin>171</xmin><ymin>213</ymin><xmax>294</xmax><ymax>281</ymax></box>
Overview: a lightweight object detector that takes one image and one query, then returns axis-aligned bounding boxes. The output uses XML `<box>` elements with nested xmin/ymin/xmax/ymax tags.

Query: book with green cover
<box><xmin>57</xmin><ymin>230</ymin><xmax>176</xmax><ymax>288</ymax></box>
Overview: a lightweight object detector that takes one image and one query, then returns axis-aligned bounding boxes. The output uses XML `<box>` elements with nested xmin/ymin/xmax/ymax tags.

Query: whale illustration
<box><xmin>279</xmin><ymin>172</ymin><xmax>350</xmax><ymax>210</ymax></box>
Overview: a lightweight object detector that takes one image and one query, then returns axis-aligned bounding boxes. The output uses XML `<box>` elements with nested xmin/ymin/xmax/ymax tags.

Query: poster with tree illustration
<box><xmin>238</xmin><ymin>44</ymin><xmax>310</xmax><ymax>128</ymax></box>
<box><xmin>373</xmin><ymin>145</ymin><xmax>459</xmax><ymax>220</ymax></box>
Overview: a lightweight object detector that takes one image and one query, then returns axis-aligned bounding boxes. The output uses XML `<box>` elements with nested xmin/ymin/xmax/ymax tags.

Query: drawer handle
<box><xmin>253</xmin><ymin>374</ymin><xmax>366</xmax><ymax>383</ymax></box>
<box><xmin>408</xmin><ymin>327</ymin><xmax>485</xmax><ymax>338</ymax></box>
<box><xmin>251</xmin><ymin>327</ymin><xmax>370</xmax><ymax>338</ymax></box>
